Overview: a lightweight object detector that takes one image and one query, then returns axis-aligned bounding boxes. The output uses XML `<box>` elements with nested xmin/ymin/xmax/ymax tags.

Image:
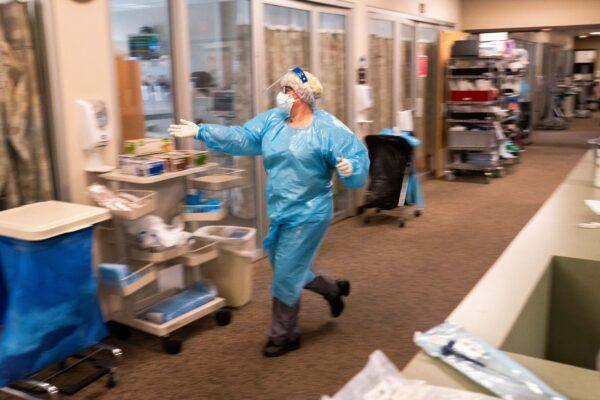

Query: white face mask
<box><xmin>276</xmin><ymin>92</ymin><xmax>295</xmax><ymax>116</ymax></box>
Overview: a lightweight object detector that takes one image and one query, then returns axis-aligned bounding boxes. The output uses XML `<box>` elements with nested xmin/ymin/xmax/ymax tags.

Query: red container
<box><xmin>450</xmin><ymin>90</ymin><xmax>499</xmax><ymax>102</ymax></box>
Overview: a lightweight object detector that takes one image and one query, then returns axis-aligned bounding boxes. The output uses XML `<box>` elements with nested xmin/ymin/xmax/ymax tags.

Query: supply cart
<box><xmin>358</xmin><ymin>134</ymin><xmax>416</xmax><ymax>227</ymax></box>
<box><xmin>445</xmin><ymin>55</ymin><xmax>507</xmax><ymax>183</ymax></box>
<box><xmin>97</xmin><ymin>162</ymin><xmax>246</xmax><ymax>354</ymax></box>
<box><xmin>0</xmin><ymin>201</ymin><xmax>122</xmax><ymax>399</ymax></box>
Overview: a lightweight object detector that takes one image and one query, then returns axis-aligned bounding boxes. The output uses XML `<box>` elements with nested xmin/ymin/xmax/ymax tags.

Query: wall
<box><xmin>461</xmin><ymin>0</ymin><xmax>600</xmax><ymax>31</ymax></box>
<box><xmin>45</xmin><ymin>0</ymin><xmax>119</xmax><ymax>204</ymax></box>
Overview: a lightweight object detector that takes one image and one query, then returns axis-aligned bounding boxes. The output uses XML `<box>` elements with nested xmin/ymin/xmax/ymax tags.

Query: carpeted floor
<box><xmin>11</xmin><ymin>118</ymin><xmax>600</xmax><ymax>400</ymax></box>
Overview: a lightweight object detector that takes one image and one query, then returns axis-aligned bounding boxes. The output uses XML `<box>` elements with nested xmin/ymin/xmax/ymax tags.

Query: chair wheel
<box><xmin>414</xmin><ymin>210</ymin><xmax>422</xmax><ymax>217</ymax></box>
<box><xmin>163</xmin><ymin>337</ymin><xmax>182</xmax><ymax>355</ymax></box>
<box><xmin>107</xmin><ymin>321</ymin><xmax>131</xmax><ymax>340</ymax></box>
<box><xmin>398</xmin><ymin>220</ymin><xmax>405</xmax><ymax>228</ymax></box>
<box><xmin>215</xmin><ymin>308</ymin><xmax>232</xmax><ymax>326</ymax></box>
<box><xmin>106</xmin><ymin>373</ymin><xmax>117</xmax><ymax>388</ymax></box>
<box><xmin>363</xmin><ymin>216</ymin><xmax>370</xmax><ymax>224</ymax></box>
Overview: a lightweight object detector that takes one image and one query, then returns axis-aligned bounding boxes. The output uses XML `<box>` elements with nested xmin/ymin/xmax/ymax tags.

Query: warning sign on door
<box><xmin>418</xmin><ymin>55</ymin><xmax>428</xmax><ymax>78</ymax></box>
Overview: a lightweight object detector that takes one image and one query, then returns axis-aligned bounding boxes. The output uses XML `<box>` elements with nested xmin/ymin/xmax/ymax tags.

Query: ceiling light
<box><xmin>541</xmin><ymin>28</ymin><xmax>552</xmax><ymax>31</ymax></box>
<box><xmin>590</xmin><ymin>32</ymin><xmax>600</xmax><ymax>35</ymax></box>
<box><xmin>579</xmin><ymin>34</ymin><xmax>589</xmax><ymax>39</ymax></box>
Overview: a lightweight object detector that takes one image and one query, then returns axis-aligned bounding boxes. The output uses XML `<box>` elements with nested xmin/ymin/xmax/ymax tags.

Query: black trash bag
<box><xmin>364</xmin><ymin>135</ymin><xmax>413</xmax><ymax>210</ymax></box>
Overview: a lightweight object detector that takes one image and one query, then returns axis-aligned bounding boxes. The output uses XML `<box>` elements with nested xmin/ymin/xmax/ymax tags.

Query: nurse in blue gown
<box><xmin>169</xmin><ymin>67</ymin><xmax>369</xmax><ymax>357</ymax></box>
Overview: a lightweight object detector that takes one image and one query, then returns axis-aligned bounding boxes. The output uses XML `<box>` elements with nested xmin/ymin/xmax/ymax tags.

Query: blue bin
<box><xmin>0</xmin><ymin>203</ymin><xmax>109</xmax><ymax>388</ymax></box>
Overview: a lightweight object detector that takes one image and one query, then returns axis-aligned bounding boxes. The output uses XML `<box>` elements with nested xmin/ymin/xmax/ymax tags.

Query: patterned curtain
<box><xmin>264</xmin><ymin>27</ymin><xmax>310</xmax><ymax>107</ymax></box>
<box><xmin>0</xmin><ymin>2</ymin><xmax>54</xmax><ymax>210</ymax></box>
<box><xmin>368</xmin><ymin>34</ymin><xmax>393</xmax><ymax>134</ymax></box>
<box><xmin>319</xmin><ymin>31</ymin><xmax>346</xmax><ymax>123</ymax></box>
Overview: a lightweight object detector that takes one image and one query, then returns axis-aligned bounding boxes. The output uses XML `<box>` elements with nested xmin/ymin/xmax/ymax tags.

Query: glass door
<box><xmin>399</xmin><ymin>22</ymin><xmax>415</xmax><ymax>112</ymax></box>
<box><xmin>414</xmin><ymin>24</ymin><xmax>439</xmax><ymax>174</ymax></box>
<box><xmin>368</xmin><ymin>18</ymin><xmax>394</xmax><ymax>135</ymax></box>
<box><xmin>185</xmin><ymin>0</ymin><xmax>258</xmax><ymax>231</ymax></box>
<box><xmin>110</xmin><ymin>0</ymin><xmax>176</xmax><ymax>139</ymax></box>
<box><xmin>263</xmin><ymin>3</ymin><xmax>311</xmax><ymax>107</ymax></box>
<box><xmin>318</xmin><ymin>10</ymin><xmax>350</xmax><ymax>217</ymax></box>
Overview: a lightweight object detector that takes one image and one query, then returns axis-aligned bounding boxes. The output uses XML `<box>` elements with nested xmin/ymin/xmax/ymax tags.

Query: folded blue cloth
<box><xmin>99</xmin><ymin>263</ymin><xmax>140</xmax><ymax>286</ymax></box>
<box><xmin>142</xmin><ymin>282</ymin><xmax>217</xmax><ymax>324</ymax></box>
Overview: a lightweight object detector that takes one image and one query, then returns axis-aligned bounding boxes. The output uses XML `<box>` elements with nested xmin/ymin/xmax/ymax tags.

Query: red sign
<box><xmin>418</xmin><ymin>55</ymin><xmax>428</xmax><ymax>78</ymax></box>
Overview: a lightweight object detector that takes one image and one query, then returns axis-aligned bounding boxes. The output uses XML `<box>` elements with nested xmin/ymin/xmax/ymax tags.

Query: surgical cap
<box><xmin>280</xmin><ymin>68</ymin><xmax>323</xmax><ymax>107</ymax></box>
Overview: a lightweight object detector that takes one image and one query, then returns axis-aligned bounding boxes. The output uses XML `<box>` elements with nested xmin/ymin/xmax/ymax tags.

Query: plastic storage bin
<box><xmin>99</xmin><ymin>260</ymin><xmax>157</xmax><ymax>296</ymax></box>
<box><xmin>193</xmin><ymin>226</ymin><xmax>257</xmax><ymax>307</ymax></box>
<box><xmin>111</xmin><ymin>190</ymin><xmax>158</xmax><ymax>220</ymax></box>
<box><xmin>448</xmin><ymin>130</ymin><xmax>497</xmax><ymax>149</ymax></box>
<box><xmin>191</xmin><ymin>168</ymin><xmax>244</xmax><ymax>191</ymax></box>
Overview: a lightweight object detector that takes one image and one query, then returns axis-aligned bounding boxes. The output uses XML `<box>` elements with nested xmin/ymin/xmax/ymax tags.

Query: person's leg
<box><xmin>264</xmin><ymin>297</ymin><xmax>301</xmax><ymax>357</ymax></box>
<box><xmin>269</xmin><ymin>297</ymin><xmax>300</xmax><ymax>343</ymax></box>
<box><xmin>305</xmin><ymin>272</ymin><xmax>351</xmax><ymax>318</ymax></box>
<box><xmin>305</xmin><ymin>273</ymin><xmax>339</xmax><ymax>298</ymax></box>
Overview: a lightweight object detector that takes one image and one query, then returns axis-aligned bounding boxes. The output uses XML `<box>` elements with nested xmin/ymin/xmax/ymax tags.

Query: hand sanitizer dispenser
<box><xmin>76</xmin><ymin>100</ymin><xmax>114</xmax><ymax>172</ymax></box>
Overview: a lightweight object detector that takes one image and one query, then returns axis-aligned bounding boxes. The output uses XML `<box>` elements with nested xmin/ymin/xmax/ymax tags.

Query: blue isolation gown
<box><xmin>197</xmin><ymin>108</ymin><xmax>369</xmax><ymax>306</ymax></box>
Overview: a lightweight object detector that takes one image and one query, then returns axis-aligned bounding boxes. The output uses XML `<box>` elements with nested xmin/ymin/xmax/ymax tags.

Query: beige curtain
<box><xmin>399</xmin><ymin>40</ymin><xmax>413</xmax><ymax>111</ymax></box>
<box><xmin>319</xmin><ymin>31</ymin><xmax>346</xmax><ymax>122</ymax></box>
<box><xmin>369</xmin><ymin>34</ymin><xmax>393</xmax><ymax>134</ymax></box>
<box><xmin>264</xmin><ymin>27</ymin><xmax>310</xmax><ymax>107</ymax></box>
<box><xmin>0</xmin><ymin>2</ymin><xmax>54</xmax><ymax>210</ymax></box>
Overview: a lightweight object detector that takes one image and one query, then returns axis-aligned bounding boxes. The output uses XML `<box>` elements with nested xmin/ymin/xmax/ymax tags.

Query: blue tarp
<box><xmin>0</xmin><ymin>227</ymin><xmax>107</xmax><ymax>387</ymax></box>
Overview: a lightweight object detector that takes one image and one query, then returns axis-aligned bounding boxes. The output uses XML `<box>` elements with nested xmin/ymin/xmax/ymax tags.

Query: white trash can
<box><xmin>193</xmin><ymin>226</ymin><xmax>257</xmax><ymax>307</ymax></box>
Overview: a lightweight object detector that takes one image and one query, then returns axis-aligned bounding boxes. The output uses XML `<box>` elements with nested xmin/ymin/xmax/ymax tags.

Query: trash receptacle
<box><xmin>193</xmin><ymin>226</ymin><xmax>256</xmax><ymax>308</ymax></box>
<box><xmin>0</xmin><ymin>201</ymin><xmax>110</xmax><ymax>387</ymax></box>
<box><xmin>588</xmin><ymin>138</ymin><xmax>600</xmax><ymax>187</ymax></box>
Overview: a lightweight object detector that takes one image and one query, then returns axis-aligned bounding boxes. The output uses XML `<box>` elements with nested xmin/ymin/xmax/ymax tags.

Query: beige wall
<box><xmin>461</xmin><ymin>0</ymin><xmax>600</xmax><ymax>31</ymax></box>
<box><xmin>366</xmin><ymin>0</ymin><xmax>460</xmax><ymax>24</ymax></box>
<box><xmin>45</xmin><ymin>0</ymin><xmax>119</xmax><ymax>204</ymax></box>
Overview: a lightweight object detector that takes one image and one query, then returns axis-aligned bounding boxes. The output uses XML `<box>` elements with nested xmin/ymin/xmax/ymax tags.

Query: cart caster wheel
<box><xmin>107</xmin><ymin>321</ymin><xmax>131</xmax><ymax>340</ymax></box>
<box><xmin>445</xmin><ymin>172</ymin><xmax>455</xmax><ymax>181</ymax></box>
<box><xmin>398</xmin><ymin>220</ymin><xmax>406</xmax><ymax>228</ymax></box>
<box><xmin>106</xmin><ymin>373</ymin><xmax>117</xmax><ymax>389</ymax></box>
<box><xmin>414</xmin><ymin>210</ymin><xmax>422</xmax><ymax>217</ymax></box>
<box><xmin>215</xmin><ymin>308</ymin><xmax>232</xmax><ymax>326</ymax></box>
<box><xmin>484</xmin><ymin>175</ymin><xmax>492</xmax><ymax>184</ymax></box>
<box><xmin>163</xmin><ymin>337</ymin><xmax>182</xmax><ymax>355</ymax></box>
<box><xmin>363</xmin><ymin>216</ymin><xmax>370</xmax><ymax>224</ymax></box>
<box><xmin>495</xmin><ymin>169</ymin><xmax>506</xmax><ymax>178</ymax></box>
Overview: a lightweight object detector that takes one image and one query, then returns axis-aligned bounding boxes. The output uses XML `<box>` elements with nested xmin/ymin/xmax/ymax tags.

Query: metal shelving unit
<box><xmin>97</xmin><ymin>162</ymin><xmax>244</xmax><ymax>355</ymax></box>
<box><xmin>445</xmin><ymin>56</ymin><xmax>505</xmax><ymax>184</ymax></box>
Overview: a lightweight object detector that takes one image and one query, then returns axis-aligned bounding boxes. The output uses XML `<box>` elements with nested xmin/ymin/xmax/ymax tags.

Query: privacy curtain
<box><xmin>0</xmin><ymin>1</ymin><xmax>54</xmax><ymax>210</ymax></box>
<box><xmin>319</xmin><ymin>30</ymin><xmax>346</xmax><ymax>123</ymax></box>
<box><xmin>264</xmin><ymin>26</ymin><xmax>311</xmax><ymax>108</ymax></box>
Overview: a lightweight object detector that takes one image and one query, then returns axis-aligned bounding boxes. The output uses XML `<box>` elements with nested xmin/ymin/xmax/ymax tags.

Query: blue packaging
<box><xmin>141</xmin><ymin>282</ymin><xmax>216</xmax><ymax>324</ymax></box>
<box><xmin>98</xmin><ymin>263</ymin><xmax>140</xmax><ymax>286</ymax></box>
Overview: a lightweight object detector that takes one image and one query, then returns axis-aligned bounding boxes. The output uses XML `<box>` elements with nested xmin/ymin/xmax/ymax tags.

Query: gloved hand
<box><xmin>168</xmin><ymin>119</ymin><xmax>199</xmax><ymax>138</ymax></box>
<box><xmin>336</xmin><ymin>157</ymin><xmax>353</xmax><ymax>178</ymax></box>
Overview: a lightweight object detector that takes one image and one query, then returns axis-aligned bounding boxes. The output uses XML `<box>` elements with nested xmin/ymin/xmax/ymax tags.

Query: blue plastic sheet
<box><xmin>0</xmin><ymin>227</ymin><xmax>107</xmax><ymax>387</ymax></box>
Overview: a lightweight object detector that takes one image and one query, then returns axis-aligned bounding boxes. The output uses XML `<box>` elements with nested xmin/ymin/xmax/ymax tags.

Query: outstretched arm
<box><xmin>169</xmin><ymin>111</ymin><xmax>274</xmax><ymax>156</ymax></box>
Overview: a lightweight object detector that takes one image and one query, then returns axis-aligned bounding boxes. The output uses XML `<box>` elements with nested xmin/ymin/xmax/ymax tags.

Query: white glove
<box><xmin>168</xmin><ymin>119</ymin><xmax>199</xmax><ymax>138</ymax></box>
<box><xmin>336</xmin><ymin>157</ymin><xmax>353</xmax><ymax>178</ymax></box>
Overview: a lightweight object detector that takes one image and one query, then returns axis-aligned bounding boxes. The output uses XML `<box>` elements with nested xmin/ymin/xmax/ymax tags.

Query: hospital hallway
<box><xmin>62</xmin><ymin>117</ymin><xmax>598</xmax><ymax>400</ymax></box>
